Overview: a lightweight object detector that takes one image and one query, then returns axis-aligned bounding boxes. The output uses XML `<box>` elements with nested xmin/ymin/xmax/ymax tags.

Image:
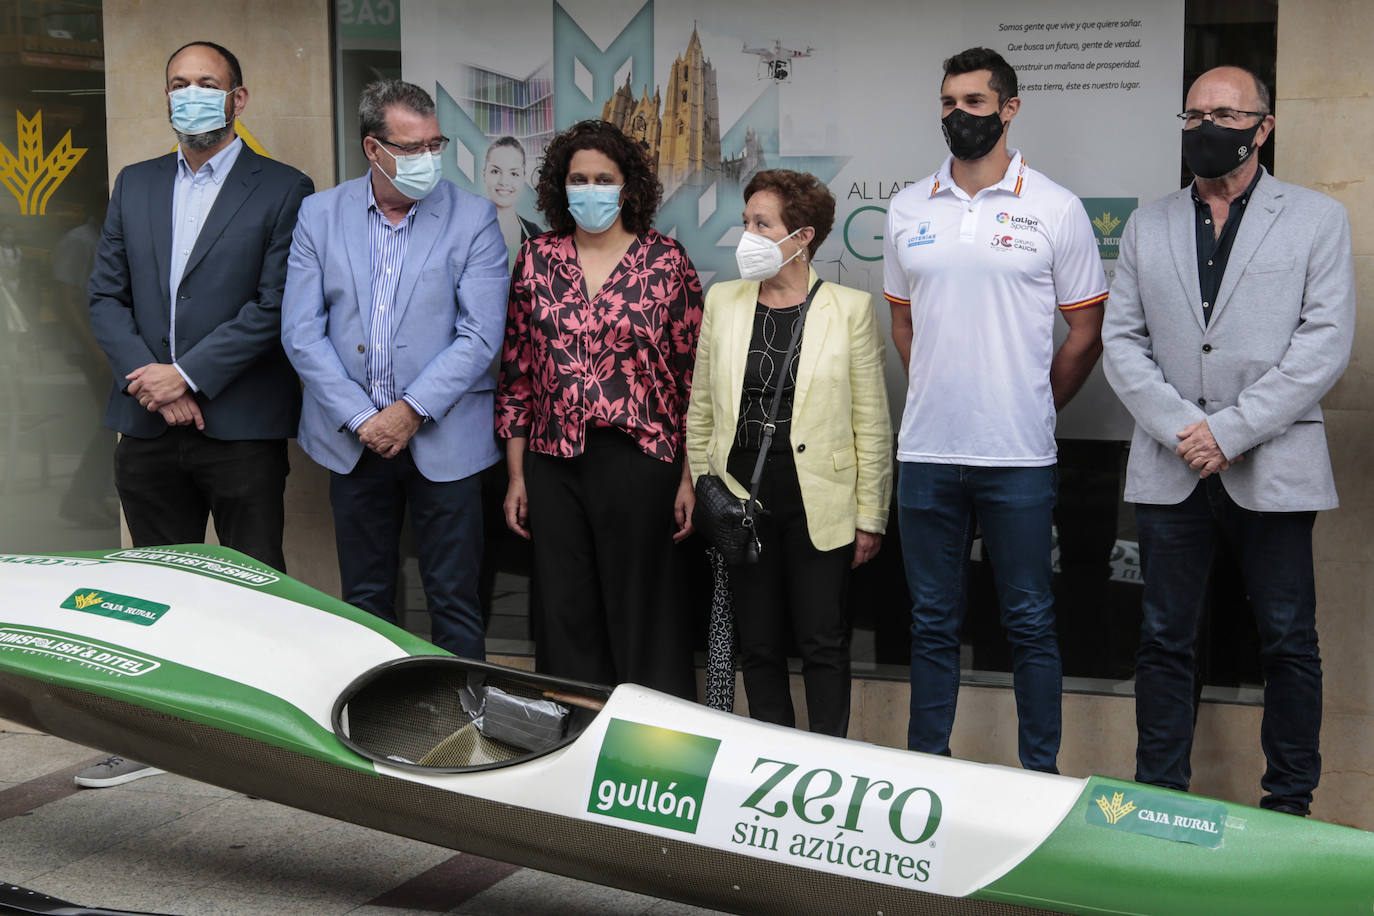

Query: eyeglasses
<box><xmin>1177</xmin><ymin>108</ymin><xmax>1268</xmax><ymax>129</ymax></box>
<box><xmin>374</xmin><ymin>136</ymin><xmax>450</xmax><ymax>155</ymax></box>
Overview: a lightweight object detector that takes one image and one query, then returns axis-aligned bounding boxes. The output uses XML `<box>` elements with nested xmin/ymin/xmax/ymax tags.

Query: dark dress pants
<box><xmin>1134</xmin><ymin>476</ymin><xmax>1321</xmax><ymax>813</ymax></box>
<box><xmin>114</xmin><ymin>427</ymin><xmax>288</xmax><ymax>571</ymax></box>
<box><xmin>725</xmin><ymin>447</ymin><xmax>852</xmax><ymax>737</ymax></box>
<box><xmin>330</xmin><ymin>448</ymin><xmax>486</xmax><ymax>661</ymax></box>
<box><xmin>523</xmin><ymin>429</ymin><xmax>696</xmax><ymax>699</ymax></box>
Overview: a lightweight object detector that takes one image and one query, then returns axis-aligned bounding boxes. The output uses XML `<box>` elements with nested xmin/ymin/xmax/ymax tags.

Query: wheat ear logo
<box><xmin>71</xmin><ymin>591</ymin><xmax>103</xmax><ymax>610</ymax></box>
<box><xmin>0</xmin><ymin>110</ymin><xmax>87</xmax><ymax>215</ymax></box>
<box><xmin>1092</xmin><ymin>212</ymin><xmax>1122</xmax><ymax>237</ymax></box>
<box><xmin>1095</xmin><ymin>791</ymin><xmax>1137</xmax><ymax>825</ymax></box>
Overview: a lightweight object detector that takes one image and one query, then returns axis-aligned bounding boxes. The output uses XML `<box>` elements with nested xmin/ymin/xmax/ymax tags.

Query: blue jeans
<box><xmin>1135</xmin><ymin>477</ymin><xmax>1320</xmax><ymax>812</ymax></box>
<box><xmin>898</xmin><ymin>462</ymin><xmax>1061</xmax><ymax>772</ymax></box>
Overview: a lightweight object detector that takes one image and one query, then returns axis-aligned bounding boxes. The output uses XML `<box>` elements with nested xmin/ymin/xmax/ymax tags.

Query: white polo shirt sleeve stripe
<box><xmin>882</xmin><ymin>203</ymin><xmax>911</xmax><ymax>307</ymax></box>
<box><xmin>1053</xmin><ymin>196</ymin><xmax>1111</xmax><ymax>311</ymax></box>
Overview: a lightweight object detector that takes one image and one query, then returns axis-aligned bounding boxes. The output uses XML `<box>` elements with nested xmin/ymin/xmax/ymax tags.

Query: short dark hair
<box><xmin>166</xmin><ymin>41</ymin><xmax>242</xmax><ymax>88</ymax></box>
<box><xmin>742</xmin><ymin>169</ymin><xmax>836</xmax><ymax>259</ymax></box>
<box><xmin>485</xmin><ymin>135</ymin><xmax>526</xmax><ymax>168</ymax></box>
<box><xmin>536</xmin><ymin>120</ymin><xmax>662</xmax><ymax>237</ymax></box>
<box><xmin>942</xmin><ymin>47</ymin><xmax>1018</xmax><ymax>107</ymax></box>
<box><xmin>358</xmin><ymin>80</ymin><xmax>436</xmax><ymax>145</ymax></box>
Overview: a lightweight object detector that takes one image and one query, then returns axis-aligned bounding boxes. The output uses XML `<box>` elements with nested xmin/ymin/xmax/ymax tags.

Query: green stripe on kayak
<box><xmin>55</xmin><ymin>545</ymin><xmax>444</xmax><ymax>658</ymax></box>
<box><xmin>0</xmin><ymin>622</ymin><xmax>374</xmax><ymax>774</ymax></box>
<box><xmin>973</xmin><ymin>776</ymin><xmax>1374</xmax><ymax>915</ymax></box>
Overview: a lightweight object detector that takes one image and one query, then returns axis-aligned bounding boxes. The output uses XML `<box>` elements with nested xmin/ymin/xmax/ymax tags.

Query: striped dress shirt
<box><xmin>169</xmin><ymin>137</ymin><xmax>243</xmax><ymax>391</ymax></box>
<box><xmin>347</xmin><ymin>181</ymin><xmax>430</xmax><ymax>432</ymax></box>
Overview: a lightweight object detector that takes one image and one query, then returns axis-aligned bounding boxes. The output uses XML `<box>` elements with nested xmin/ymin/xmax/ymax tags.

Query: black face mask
<box><xmin>941</xmin><ymin>107</ymin><xmax>1005</xmax><ymax>161</ymax></box>
<box><xmin>1182</xmin><ymin>119</ymin><xmax>1262</xmax><ymax>179</ymax></box>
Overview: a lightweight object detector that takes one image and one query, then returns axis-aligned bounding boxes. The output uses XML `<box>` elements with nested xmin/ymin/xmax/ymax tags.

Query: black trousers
<box><xmin>726</xmin><ymin>447</ymin><xmax>852</xmax><ymax>737</ymax></box>
<box><xmin>524</xmin><ymin>429</ymin><xmax>695</xmax><ymax>699</ymax></box>
<box><xmin>329</xmin><ymin>448</ymin><xmax>486</xmax><ymax>661</ymax></box>
<box><xmin>114</xmin><ymin>428</ymin><xmax>288</xmax><ymax>571</ymax></box>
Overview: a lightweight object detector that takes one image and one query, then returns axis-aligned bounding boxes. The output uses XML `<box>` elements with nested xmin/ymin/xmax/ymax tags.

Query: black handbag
<box><xmin>693</xmin><ymin>278</ymin><xmax>822</xmax><ymax>565</ymax></box>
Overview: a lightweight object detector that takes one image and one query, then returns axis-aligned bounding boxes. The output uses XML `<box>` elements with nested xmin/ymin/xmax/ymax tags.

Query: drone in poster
<box><xmin>742</xmin><ymin>39</ymin><xmax>814</xmax><ymax>82</ymax></box>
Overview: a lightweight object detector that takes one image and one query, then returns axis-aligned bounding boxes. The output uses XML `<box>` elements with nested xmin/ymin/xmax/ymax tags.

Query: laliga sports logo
<box><xmin>996</xmin><ymin>211</ymin><xmax>1011</xmax><ymax>223</ymax></box>
<box><xmin>1095</xmin><ymin>791</ymin><xmax>1137</xmax><ymax>825</ymax></box>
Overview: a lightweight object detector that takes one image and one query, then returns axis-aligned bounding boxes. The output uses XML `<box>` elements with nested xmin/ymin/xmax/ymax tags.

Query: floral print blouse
<box><xmin>496</xmin><ymin>230</ymin><xmax>704</xmax><ymax>463</ymax></box>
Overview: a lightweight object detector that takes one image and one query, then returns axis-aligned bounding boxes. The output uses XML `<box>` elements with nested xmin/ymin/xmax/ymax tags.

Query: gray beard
<box><xmin>175</xmin><ymin>122</ymin><xmax>234</xmax><ymax>152</ymax></box>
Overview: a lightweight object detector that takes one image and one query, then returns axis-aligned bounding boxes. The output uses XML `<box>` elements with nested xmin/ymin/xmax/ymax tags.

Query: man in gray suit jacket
<box><xmin>282</xmin><ymin>81</ymin><xmax>508</xmax><ymax>661</ymax></box>
<box><xmin>1102</xmin><ymin>66</ymin><xmax>1355</xmax><ymax>816</ymax></box>
<box><xmin>82</xmin><ymin>40</ymin><xmax>313</xmax><ymax>789</ymax></box>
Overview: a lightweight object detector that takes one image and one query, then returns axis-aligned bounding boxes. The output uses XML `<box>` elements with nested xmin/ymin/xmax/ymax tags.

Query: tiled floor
<box><xmin>0</xmin><ymin>723</ymin><xmax>727</xmax><ymax>916</ymax></box>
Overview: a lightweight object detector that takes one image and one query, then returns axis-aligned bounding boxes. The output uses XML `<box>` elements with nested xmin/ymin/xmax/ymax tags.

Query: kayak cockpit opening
<box><xmin>331</xmin><ymin>657</ymin><xmax>611</xmax><ymax>772</ymax></box>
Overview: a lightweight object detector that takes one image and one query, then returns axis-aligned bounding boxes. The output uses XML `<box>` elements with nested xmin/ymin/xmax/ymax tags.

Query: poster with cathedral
<box><xmin>401</xmin><ymin>0</ymin><xmax>1184</xmax><ymax>438</ymax></box>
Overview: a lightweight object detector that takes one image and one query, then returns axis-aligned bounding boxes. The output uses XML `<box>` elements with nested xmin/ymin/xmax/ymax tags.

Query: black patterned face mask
<box><xmin>1182</xmin><ymin>119</ymin><xmax>1262</xmax><ymax>179</ymax></box>
<box><xmin>941</xmin><ymin>107</ymin><xmax>1005</xmax><ymax>161</ymax></box>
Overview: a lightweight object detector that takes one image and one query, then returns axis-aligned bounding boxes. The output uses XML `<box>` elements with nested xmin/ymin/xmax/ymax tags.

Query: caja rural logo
<box><xmin>1086</xmin><ymin>783</ymin><xmax>1226</xmax><ymax>848</ymax></box>
<box><xmin>60</xmin><ymin>588</ymin><xmax>170</xmax><ymax>626</ymax></box>
<box><xmin>589</xmin><ymin>719</ymin><xmax>721</xmax><ymax>833</ymax></box>
<box><xmin>1081</xmin><ymin>197</ymin><xmax>1137</xmax><ymax>259</ymax></box>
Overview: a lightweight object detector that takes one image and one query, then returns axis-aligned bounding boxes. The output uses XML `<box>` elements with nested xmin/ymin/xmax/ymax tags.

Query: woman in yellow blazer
<box><xmin>686</xmin><ymin>169</ymin><xmax>892</xmax><ymax>736</ymax></box>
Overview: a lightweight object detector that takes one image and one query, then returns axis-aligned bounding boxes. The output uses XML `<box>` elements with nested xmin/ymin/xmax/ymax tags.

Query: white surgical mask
<box><xmin>376</xmin><ymin>143</ymin><xmax>442</xmax><ymax>201</ymax></box>
<box><xmin>168</xmin><ymin>85</ymin><xmax>229</xmax><ymax>135</ymax></box>
<box><xmin>735</xmin><ymin>226</ymin><xmax>805</xmax><ymax>281</ymax></box>
<box><xmin>566</xmin><ymin>184</ymin><xmax>624</xmax><ymax>233</ymax></box>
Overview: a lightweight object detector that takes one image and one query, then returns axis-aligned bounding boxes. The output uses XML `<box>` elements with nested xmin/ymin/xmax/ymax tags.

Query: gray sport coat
<box><xmin>1102</xmin><ymin>168</ymin><xmax>1355</xmax><ymax>512</ymax></box>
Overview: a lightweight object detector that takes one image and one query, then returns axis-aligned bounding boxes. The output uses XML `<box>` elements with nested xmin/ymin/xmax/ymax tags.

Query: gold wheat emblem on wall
<box><xmin>0</xmin><ymin>110</ymin><xmax>88</xmax><ymax>216</ymax></box>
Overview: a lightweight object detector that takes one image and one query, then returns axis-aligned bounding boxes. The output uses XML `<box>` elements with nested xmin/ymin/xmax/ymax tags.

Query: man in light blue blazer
<box><xmin>282</xmin><ymin>80</ymin><xmax>508</xmax><ymax>659</ymax></box>
<box><xmin>1102</xmin><ymin>66</ymin><xmax>1355</xmax><ymax>817</ymax></box>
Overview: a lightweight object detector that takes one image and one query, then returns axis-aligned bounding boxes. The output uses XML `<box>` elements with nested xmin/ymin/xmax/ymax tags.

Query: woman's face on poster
<box><xmin>483</xmin><ymin>145</ymin><xmax>525</xmax><ymax>209</ymax></box>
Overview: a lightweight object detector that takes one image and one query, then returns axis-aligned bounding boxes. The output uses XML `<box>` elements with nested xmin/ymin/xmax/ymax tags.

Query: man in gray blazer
<box><xmin>282</xmin><ymin>80</ymin><xmax>508</xmax><ymax>661</ymax></box>
<box><xmin>1102</xmin><ymin>66</ymin><xmax>1355</xmax><ymax>816</ymax></box>
<box><xmin>83</xmin><ymin>40</ymin><xmax>313</xmax><ymax>789</ymax></box>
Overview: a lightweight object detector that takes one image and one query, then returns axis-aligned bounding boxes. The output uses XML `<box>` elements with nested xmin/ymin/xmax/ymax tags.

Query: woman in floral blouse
<box><xmin>496</xmin><ymin>120</ymin><xmax>704</xmax><ymax>699</ymax></box>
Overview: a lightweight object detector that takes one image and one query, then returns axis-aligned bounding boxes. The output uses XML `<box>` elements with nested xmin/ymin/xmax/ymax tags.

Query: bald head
<box><xmin>1185</xmin><ymin>66</ymin><xmax>1270</xmax><ymax>116</ymax></box>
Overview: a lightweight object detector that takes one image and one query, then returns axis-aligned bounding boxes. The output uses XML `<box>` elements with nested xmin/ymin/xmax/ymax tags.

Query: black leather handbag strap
<box><xmin>742</xmin><ymin>278</ymin><xmax>824</xmax><ymax>531</ymax></box>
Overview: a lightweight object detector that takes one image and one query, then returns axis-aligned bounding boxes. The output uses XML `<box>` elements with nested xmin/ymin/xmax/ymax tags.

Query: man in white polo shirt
<box><xmin>883</xmin><ymin>47</ymin><xmax>1107</xmax><ymax>773</ymax></box>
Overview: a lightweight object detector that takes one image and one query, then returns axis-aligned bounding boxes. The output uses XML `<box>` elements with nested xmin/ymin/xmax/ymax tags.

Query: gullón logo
<box><xmin>588</xmin><ymin>719</ymin><xmax>720</xmax><ymax>834</ymax></box>
<box><xmin>61</xmin><ymin>588</ymin><xmax>169</xmax><ymax>626</ymax></box>
<box><xmin>1085</xmin><ymin>782</ymin><xmax>1226</xmax><ymax>848</ymax></box>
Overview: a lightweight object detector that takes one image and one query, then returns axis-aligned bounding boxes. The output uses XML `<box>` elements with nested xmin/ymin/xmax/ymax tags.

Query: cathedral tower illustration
<box><xmin>657</xmin><ymin>26</ymin><xmax>721</xmax><ymax>194</ymax></box>
<box><xmin>601</xmin><ymin>75</ymin><xmax>662</xmax><ymax>167</ymax></box>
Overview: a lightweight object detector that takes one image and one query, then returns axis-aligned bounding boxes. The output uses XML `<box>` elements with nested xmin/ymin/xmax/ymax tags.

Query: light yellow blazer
<box><xmin>685</xmin><ymin>268</ymin><xmax>893</xmax><ymax>551</ymax></box>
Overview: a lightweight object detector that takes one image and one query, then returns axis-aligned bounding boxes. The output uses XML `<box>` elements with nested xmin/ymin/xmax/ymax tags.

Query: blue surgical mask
<box><xmin>168</xmin><ymin>85</ymin><xmax>230</xmax><ymax>135</ymax></box>
<box><xmin>566</xmin><ymin>184</ymin><xmax>623</xmax><ymax>233</ymax></box>
<box><xmin>377</xmin><ymin>144</ymin><xmax>442</xmax><ymax>201</ymax></box>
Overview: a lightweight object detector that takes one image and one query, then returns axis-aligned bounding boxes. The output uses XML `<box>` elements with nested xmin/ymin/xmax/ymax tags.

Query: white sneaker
<box><xmin>73</xmin><ymin>755</ymin><xmax>165</xmax><ymax>788</ymax></box>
